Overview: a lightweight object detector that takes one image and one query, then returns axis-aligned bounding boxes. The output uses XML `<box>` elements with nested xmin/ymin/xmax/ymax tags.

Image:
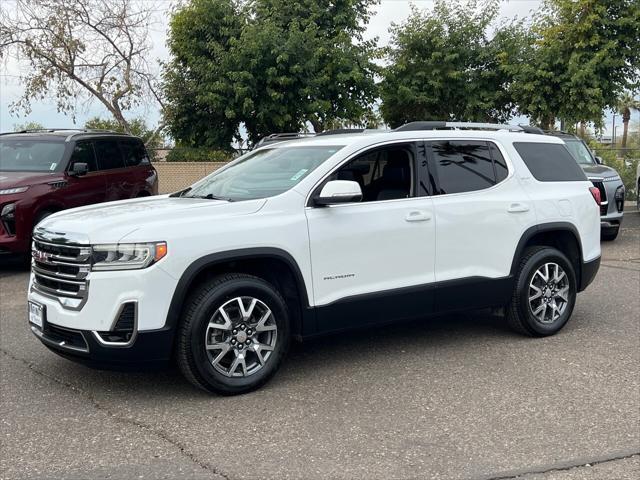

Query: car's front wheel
<box><xmin>176</xmin><ymin>273</ymin><xmax>290</xmax><ymax>395</ymax></box>
<box><xmin>506</xmin><ymin>246</ymin><xmax>577</xmax><ymax>337</ymax></box>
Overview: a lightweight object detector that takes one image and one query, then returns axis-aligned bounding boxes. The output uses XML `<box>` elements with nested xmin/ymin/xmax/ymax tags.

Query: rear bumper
<box><xmin>579</xmin><ymin>255</ymin><xmax>600</xmax><ymax>292</ymax></box>
<box><xmin>31</xmin><ymin>322</ymin><xmax>174</xmax><ymax>370</ymax></box>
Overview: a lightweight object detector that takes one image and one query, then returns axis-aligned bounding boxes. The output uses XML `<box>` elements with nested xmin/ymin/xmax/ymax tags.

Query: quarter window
<box><xmin>429</xmin><ymin>141</ymin><xmax>499</xmax><ymax>195</ymax></box>
<box><xmin>94</xmin><ymin>140</ymin><xmax>125</xmax><ymax>170</ymax></box>
<box><xmin>120</xmin><ymin>139</ymin><xmax>149</xmax><ymax>167</ymax></box>
<box><xmin>514</xmin><ymin>142</ymin><xmax>587</xmax><ymax>182</ymax></box>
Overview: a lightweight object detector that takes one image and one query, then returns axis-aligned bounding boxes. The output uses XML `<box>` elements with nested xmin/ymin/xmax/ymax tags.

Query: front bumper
<box><xmin>31</xmin><ymin>321</ymin><xmax>174</xmax><ymax>369</ymax></box>
<box><xmin>28</xmin><ymin>262</ymin><xmax>179</xmax><ymax>366</ymax></box>
<box><xmin>600</xmin><ymin>211</ymin><xmax>623</xmax><ymax>230</ymax></box>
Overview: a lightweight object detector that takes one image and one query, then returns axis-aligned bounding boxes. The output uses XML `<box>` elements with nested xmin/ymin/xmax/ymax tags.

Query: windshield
<box><xmin>0</xmin><ymin>139</ymin><xmax>67</xmax><ymax>172</ymax></box>
<box><xmin>183</xmin><ymin>146</ymin><xmax>343</xmax><ymax>201</ymax></box>
<box><xmin>563</xmin><ymin>140</ymin><xmax>595</xmax><ymax>165</ymax></box>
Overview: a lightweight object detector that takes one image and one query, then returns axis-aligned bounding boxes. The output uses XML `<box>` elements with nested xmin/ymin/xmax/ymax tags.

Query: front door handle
<box><xmin>507</xmin><ymin>203</ymin><xmax>530</xmax><ymax>213</ymax></box>
<box><xmin>405</xmin><ymin>210</ymin><xmax>432</xmax><ymax>222</ymax></box>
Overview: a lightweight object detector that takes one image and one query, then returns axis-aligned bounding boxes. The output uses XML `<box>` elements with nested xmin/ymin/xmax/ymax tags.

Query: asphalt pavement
<box><xmin>1</xmin><ymin>206</ymin><xmax>638</xmax><ymax>480</ymax></box>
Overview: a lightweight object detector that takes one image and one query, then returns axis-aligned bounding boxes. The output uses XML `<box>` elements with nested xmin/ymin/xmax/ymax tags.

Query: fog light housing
<box><xmin>0</xmin><ymin>203</ymin><xmax>16</xmax><ymax>235</ymax></box>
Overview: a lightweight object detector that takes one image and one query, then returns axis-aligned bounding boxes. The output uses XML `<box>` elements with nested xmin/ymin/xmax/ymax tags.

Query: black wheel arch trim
<box><xmin>165</xmin><ymin>247</ymin><xmax>313</xmax><ymax>335</ymax></box>
<box><xmin>510</xmin><ymin>222</ymin><xmax>590</xmax><ymax>290</ymax></box>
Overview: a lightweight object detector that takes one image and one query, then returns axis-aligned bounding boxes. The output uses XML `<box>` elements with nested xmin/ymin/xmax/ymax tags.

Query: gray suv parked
<box><xmin>522</xmin><ymin>129</ymin><xmax>625</xmax><ymax>241</ymax></box>
<box><xmin>558</xmin><ymin>134</ymin><xmax>624</xmax><ymax>241</ymax></box>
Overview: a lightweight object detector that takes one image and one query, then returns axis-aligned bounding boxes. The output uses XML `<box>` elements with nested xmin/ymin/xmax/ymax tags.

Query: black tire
<box><xmin>32</xmin><ymin>210</ymin><xmax>53</xmax><ymax>233</ymax></box>
<box><xmin>601</xmin><ymin>227</ymin><xmax>619</xmax><ymax>242</ymax></box>
<box><xmin>176</xmin><ymin>273</ymin><xmax>290</xmax><ymax>395</ymax></box>
<box><xmin>506</xmin><ymin>246</ymin><xmax>577</xmax><ymax>337</ymax></box>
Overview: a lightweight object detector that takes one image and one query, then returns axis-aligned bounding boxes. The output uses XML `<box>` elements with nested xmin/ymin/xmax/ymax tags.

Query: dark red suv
<box><xmin>0</xmin><ymin>129</ymin><xmax>158</xmax><ymax>256</ymax></box>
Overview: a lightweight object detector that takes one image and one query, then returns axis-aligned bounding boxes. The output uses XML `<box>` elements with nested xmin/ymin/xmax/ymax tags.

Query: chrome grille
<box><xmin>589</xmin><ymin>179</ymin><xmax>608</xmax><ymax>217</ymax></box>
<box><xmin>31</xmin><ymin>238</ymin><xmax>91</xmax><ymax>310</ymax></box>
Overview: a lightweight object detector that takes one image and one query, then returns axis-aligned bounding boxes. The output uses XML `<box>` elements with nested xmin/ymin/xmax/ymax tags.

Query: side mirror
<box><xmin>595</xmin><ymin>156</ymin><xmax>604</xmax><ymax>165</ymax></box>
<box><xmin>70</xmin><ymin>162</ymin><xmax>88</xmax><ymax>177</ymax></box>
<box><xmin>314</xmin><ymin>180</ymin><xmax>363</xmax><ymax>206</ymax></box>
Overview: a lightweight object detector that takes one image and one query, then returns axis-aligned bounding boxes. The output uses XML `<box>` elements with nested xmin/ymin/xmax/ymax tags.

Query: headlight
<box><xmin>91</xmin><ymin>242</ymin><xmax>167</xmax><ymax>271</ymax></box>
<box><xmin>0</xmin><ymin>186</ymin><xmax>29</xmax><ymax>195</ymax></box>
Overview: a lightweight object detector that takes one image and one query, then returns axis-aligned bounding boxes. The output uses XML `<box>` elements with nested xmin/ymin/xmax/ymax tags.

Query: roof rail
<box><xmin>394</xmin><ymin>121</ymin><xmax>524</xmax><ymax>132</ymax></box>
<box><xmin>254</xmin><ymin>132</ymin><xmax>315</xmax><ymax>148</ymax></box>
<box><xmin>518</xmin><ymin>125</ymin><xmax>545</xmax><ymax>134</ymax></box>
<box><xmin>316</xmin><ymin>128</ymin><xmax>366</xmax><ymax>136</ymax></box>
<box><xmin>0</xmin><ymin>128</ymin><xmax>118</xmax><ymax>136</ymax></box>
<box><xmin>64</xmin><ymin>129</ymin><xmax>127</xmax><ymax>142</ymax></box>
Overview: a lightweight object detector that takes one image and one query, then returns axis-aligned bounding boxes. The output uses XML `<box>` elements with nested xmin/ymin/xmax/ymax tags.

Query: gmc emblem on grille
<box><xmin>32</xmin><ymin>250</ymin><xmax>51</xmax><ymax>263</ymax></box>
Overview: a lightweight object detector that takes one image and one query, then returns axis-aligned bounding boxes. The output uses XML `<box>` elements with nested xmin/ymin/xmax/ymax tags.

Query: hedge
<box><xmin>165</xmin><ymin>147</ymin><xmax>233</xmax><ymax>163</ymax></box>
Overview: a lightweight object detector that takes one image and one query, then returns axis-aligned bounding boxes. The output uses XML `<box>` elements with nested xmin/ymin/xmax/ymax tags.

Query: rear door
<box><xmin>427</xmin><ymin>139</ymin><xmax>537</xmax><ymax>311</ymax></box>
<box><xmin>63</xmin><ymin>141</ymin><xmax>106</xmax><ymax>207</ymax></box>
<box><xmin>93</xmin><ymin>139</ymin><xmax>128</xmax><ymax>201</ymax></box>
<box><xmin>119</xmin><ymin>139</ymin><xmax>156</xmax><ymax>196</ymax></box>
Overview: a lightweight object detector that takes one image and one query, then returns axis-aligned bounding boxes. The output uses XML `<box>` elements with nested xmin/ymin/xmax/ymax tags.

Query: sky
<box><xmin>0</xmin><ymin>0</ymin><xmax>625</xmax><ymax>136</ymax></box>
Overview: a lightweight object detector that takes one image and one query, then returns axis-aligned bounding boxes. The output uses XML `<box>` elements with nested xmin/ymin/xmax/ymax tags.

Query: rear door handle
<box><xmin>507</xmin><ymin>203</ymin><xmax>530</xmax><ymax>213</ymax></box>
<box><xmin>405</xmin><ymin>210</ymin><xmax>432</xmax><ymax>222</ymax></box>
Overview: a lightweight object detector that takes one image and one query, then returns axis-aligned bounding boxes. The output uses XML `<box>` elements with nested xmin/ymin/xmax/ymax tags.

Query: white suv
<box><xmin>28</xmin><ymin>123</ymin><xmax>602</xmax><ymax>395</ymax></box>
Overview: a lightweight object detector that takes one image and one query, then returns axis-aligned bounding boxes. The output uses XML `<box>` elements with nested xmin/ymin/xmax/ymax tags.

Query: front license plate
<box><xmin>28</xmin><ymin>301</ymin><xmax>44</xmax><ymax>329</ymax></box>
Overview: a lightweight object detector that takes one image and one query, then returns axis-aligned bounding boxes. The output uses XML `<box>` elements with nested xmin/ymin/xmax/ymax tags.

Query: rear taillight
<box><xmin>589</xmin><ymin>186</ymin><xmax>601</xmax><ymax>205</ymax></box>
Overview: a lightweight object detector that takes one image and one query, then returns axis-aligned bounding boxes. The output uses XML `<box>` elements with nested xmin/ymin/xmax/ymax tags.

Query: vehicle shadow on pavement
<box><xmin>25</xmin><ymin>311</ymin><xmax>513</xmax><ymax>400</ymax></box>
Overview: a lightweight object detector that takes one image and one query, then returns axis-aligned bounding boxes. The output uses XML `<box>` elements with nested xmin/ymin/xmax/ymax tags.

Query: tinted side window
<box><xmin>328</xmin><ymin>143</ymin><xmax>415</xmax><ymax>202</ymax></box>
<box><xmin>513</xmin><ymin>142</ymin><xmax>587</xmax><ymax>182</ymax></box>
<box><xmin>430</xmin><ymin>141</ymin><xmax>495</xmax><ymax>194</ymax></box>
<box><xmin>490</xmin><ymin>143</ymin><xmax>509</xmax><ymax>183</ymax></box>
<box><xmin>120</xmin><ymin>139</ymin><xmax>149</xmax><ymax>167</ymax></box>
<box><xmin>94</xmin><ymin>140</ymin><xmax>125</xmax><ymax>170</ymax></box>
<box><xmin>68</xmin><ymin>142</ymin><xmax>97</xmax><ymax>172</ymax></box>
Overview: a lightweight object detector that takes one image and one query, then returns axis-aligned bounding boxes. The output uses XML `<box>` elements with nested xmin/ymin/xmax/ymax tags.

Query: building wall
<box><xmin>153</xmin><ymin>162</ymin><xmax>227</xmax><ymax>194</ymax></box>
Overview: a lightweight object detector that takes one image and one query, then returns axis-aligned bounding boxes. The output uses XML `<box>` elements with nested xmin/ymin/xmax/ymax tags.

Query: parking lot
<box><xmin>1</xmin><ymin>207</ymin><xmax>638</xmax><ymax>480</ymax></box>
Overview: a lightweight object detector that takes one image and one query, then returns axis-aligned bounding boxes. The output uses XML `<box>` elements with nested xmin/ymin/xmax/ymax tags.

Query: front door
<box><xmin>305</xmin><ymin>141</ymin><xmax>436</xmax><ymax>333</ymax></box>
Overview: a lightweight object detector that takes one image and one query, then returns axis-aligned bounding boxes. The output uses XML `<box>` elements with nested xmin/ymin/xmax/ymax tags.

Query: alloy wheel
<box><xmin>528</xmin><ymin>262</ymin><xmax>570</xmax><ymax>324</ymax></box>
<box><xmin>205</xmin><ymin>296</ymin><xmax>277</xmax><ymax>377</ymax></box>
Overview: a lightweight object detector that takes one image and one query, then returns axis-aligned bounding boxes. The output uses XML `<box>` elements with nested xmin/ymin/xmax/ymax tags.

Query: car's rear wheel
<box><xmin>176</xmin><ymin>273</ymin><xmax>290</xmax><ymax>395</ymax></box>
<box><xmin>601</xmin><ymin>227</ymin><xmax>619</xmax><ymax>241</ymax></box>
<box><xmin>506</xmin><ymin>246</ymin><xmax>577</xmax><ymax>337</ymax></box>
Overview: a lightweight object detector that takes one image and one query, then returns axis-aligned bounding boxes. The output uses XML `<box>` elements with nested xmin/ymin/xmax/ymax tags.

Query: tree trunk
<box><xmin>309</xmin><ymin>117</ymin><xmax>323</xmax><ymax>134</ymax></box>
<box><xmin>621</xmin><ymin>107</ymin><xmax>630</xmax><ymax>149</ymax></box>
<box><xmin>539</xmin><ymin>114</ymin><xmax>555</xmax><ymax>131</ymax></box>
<box><xmin>110</xmin><ymin>100</ymin><xmax>132</xmax><ymax>134</ymax></box>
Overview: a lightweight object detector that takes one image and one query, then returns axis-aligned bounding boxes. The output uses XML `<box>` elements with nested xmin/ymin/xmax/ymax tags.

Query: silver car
<box><xmin>561</xmin><ymin>135</ymin><xmax>625</xmax><ymax>241</ymax></box>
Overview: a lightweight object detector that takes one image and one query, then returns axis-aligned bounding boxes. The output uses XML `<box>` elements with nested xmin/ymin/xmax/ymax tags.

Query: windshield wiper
<box><xmin>169</xmin><ymin>187</ymin><xmax>191</xmax><ymax>197</ymax></box>
<box><xmin>185</xmin><ymin>193</ymin><xmax>234</xmax><ymax>202</ymax></box>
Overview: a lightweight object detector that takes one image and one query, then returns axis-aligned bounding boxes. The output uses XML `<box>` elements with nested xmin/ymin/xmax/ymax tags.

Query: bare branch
<box><xmin>0</xmin><ymin>0</ymin><xmax>164</xmax><ymax>133</ymax></box>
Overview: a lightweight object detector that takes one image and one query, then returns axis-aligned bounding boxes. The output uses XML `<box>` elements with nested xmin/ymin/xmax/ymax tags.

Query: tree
<box><xmin>162</xmin><ymin>0</ymin><xmax>243</xmax><ymax>150</ymax></box>
<box><xmin>617</xmin><ymin>92</ymin><xmax>640</xmax><ymax>149</ymax></box>
<box><xmin>13</xmin><ymin>121</ymin><xmax>44</xmax><ymax>131</ymax></box>
<box><xmin>0</xmin><ymin>0</ymin><xmax>164</xmax><ymax>138</ymax></box>
<box><xmin>379</xmin><ymin>0</ymin><xmax>524</xmax><ymax>128</ymax></box>
<box><xmin>162</xmin><ymin>0</ymin><xmax>379</xmax><ymax>148</ymax></box>
<box><xmin>503</xmin><ymin>0</ymin><xmax>640</xmax><ymax>130</ymax></box>
<box><xmin>83</xmin><ymin>116</ymin><xmax>163</xmax><ymax>148</ymax></box>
